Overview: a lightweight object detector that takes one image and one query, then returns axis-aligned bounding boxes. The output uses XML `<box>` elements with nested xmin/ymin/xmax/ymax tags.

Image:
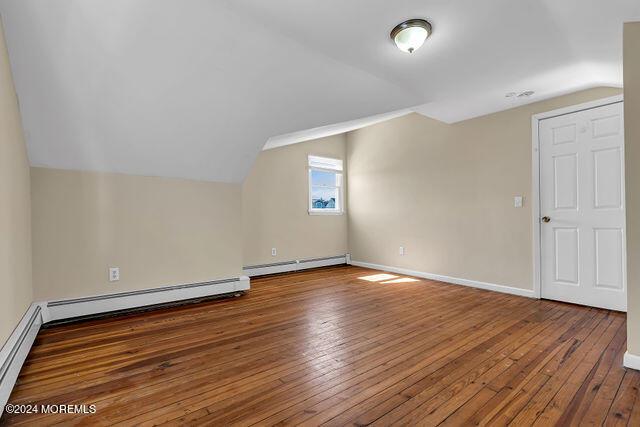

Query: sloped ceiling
<box><xmin>1</xmin><ymin>0</ymin><xmax>639</xmax><ymax>182</ymax></box>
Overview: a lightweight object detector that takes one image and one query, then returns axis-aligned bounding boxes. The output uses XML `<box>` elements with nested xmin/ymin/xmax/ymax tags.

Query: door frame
<box><xmin>531</xmin><ymin>94</ymin><xmax>624</xmax><ymax>300</ymax></box>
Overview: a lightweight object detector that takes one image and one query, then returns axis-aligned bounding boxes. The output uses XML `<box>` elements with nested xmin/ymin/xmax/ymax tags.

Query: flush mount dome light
<box><xmin>390</xmin><ymin>19</ymin><xmax>432</xmax><ymax>53</ymax></box>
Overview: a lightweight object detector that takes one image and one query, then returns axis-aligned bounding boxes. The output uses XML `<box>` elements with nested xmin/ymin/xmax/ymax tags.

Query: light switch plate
<box><xmin>399</xmin><ymin>246</ymin><xmax>405</xmax><ymax>256</ymax></box>
<box><xmin>514</xmin><ymin>196</ymin><xmax>524</xmax><ymax>208</ymax></box>
<box><xmin>271</xmin><ymin>248</ymin><xmax>277</xmax><ymax>257</ymax></box>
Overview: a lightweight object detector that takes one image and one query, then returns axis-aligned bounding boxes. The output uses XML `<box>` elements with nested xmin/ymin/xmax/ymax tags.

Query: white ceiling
<box><xmin>1</xmin><ymin>0</ymin><xmax>639</xmax><ymax>182</ymax></box>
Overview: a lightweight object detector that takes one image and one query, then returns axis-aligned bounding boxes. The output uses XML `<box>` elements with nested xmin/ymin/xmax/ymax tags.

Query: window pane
<box><xmin>311</xmin><ymin>186</ymin><xmax>338</xmax><ymax>209</ymax></box>
<box><xmin>311</xmin><ymin>169</ymin><xmax>337</xmax><ymax>187</ymax></box>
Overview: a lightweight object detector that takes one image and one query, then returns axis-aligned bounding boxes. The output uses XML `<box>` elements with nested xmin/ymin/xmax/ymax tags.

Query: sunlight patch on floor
<box><xmin>381</xmin><ymin>277</ymin><xmax>420</xmax><ymax>284</ymax></box>
<box><xmin>358</xmin><ymin>274</ymin><xmax>420</xmax><ymax>284</ymax></box>
<box><xmin>358</xmin><ymin>273</ymin><xmax>398</xmax><ymax>282</ymax></box>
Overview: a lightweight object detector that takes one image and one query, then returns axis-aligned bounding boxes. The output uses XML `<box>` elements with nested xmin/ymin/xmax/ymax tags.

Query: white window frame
<box><xmin>308</xmin><ymin>156</ymin><xmax>344</xmax><ymax>215</ymax></box>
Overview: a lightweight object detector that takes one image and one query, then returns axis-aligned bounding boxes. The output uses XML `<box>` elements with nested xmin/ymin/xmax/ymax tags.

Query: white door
<box><xmin>539</xmin><ymin>101</ymin><xmax>626</xmax><ymax>311</ymax></box>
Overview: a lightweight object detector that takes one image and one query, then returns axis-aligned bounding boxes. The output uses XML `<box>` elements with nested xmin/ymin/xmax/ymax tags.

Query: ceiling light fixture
<box><xmin>390</xmin><ymin>19</ymin><xmax>432</xmax><ymax>54</ymax></box>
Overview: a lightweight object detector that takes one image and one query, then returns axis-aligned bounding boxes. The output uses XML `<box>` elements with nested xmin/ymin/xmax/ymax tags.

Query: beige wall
<box><xmin>0</xmin><ymin>21</ymin><xmax>32</xmax><ymax>344</ymax></box>
<box><xmin>31</xmin><ymin>168</ymin><xmax>242</xmax><ymax>300</ymax></box>
<box><xmin>242</xmin><ymin>135</ymin><xmax>348</xmax><ymax>266</ymax></box>
<box><xmin>347</xmin><ymin>87</ymin><xmax>622</xmax><ymax>291</ymax></box>
<box><xmin>624</xmin><ymin>22</ymin><xmax>640</xmax><ymax>356</ymax></box>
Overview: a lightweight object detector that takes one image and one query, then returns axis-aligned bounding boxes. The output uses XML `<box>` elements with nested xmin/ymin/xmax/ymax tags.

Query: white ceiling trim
<box><xmin>263</xmin><ymin>109</ymin><xmax>413</xmax><ymax>150</ymax></box>
<box><xmin>263</xmin><ymin>81</ymin><xmax>622</xmax><ymax>151</ymax></box>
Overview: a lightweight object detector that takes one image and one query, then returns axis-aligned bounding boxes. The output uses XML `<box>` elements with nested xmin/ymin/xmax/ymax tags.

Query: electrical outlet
<box><xmin>271</xmin><ymin>248</ymin><xmax>277</xmax><ymax>257</ymax></box>
<box><xmin>399</xmin><ymin>246</ymin><xmax>405</xmax><ymax>256</ymax></box>
<box><xmin>109</xmin><ymin>267</ymin><xmax>120</xmax><ymax>282</ymax></box>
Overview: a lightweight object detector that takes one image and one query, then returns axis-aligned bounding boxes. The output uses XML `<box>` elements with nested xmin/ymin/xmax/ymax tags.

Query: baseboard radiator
<box><xmin>0</xmin><ymin>304</ymin><xmax>43</xmax><ymax>411</ymax></box>
<box><xmin>243</xmin><ymin>254</ymin><xmax>349</xmax><ymax>277</ymax></box>
<box><xmin>0</xmin><ymin>275</ymin><xmax>249</xmax><ymax>413</ymax></box>
<box><xmin>44</xmin><ymin>276</ymin><xmax>250</xmax><ymax>323</ymax></box>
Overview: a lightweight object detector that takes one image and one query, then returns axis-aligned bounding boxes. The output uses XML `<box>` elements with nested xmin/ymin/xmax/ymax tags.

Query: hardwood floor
<box><xmin>2</xmin><ymin>265</ymin><xmax>639</xmax><ymax>426</ymax></box>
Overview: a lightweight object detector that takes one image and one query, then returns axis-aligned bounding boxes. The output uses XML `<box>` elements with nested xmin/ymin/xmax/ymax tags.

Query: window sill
<box><xmin>308</xmin><ymin>210</ymin><xmax>344</xmax><ymax>216</ymax></box>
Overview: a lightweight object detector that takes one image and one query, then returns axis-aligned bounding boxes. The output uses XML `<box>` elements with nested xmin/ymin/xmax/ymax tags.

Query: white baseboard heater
<box><xmin>44</xmin><ymin>276</ymin><xmax>250</xmax><ymax>323</ymax></box>
<box><xmin>0</xmin><ymin>304</ymin><xmax>43</xmax><ymax>412</ymax></box>
<box><xmin>243</xmin><ymin>254</ymin><xmax>349</xmax><ymax>277</ymax></box>
<box><xmin>0</xmin><ymin>275</ymin><xmax>249</xmax><ymax>413</ymax></box>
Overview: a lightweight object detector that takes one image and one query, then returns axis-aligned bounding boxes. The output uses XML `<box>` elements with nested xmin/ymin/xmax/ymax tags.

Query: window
<box><xmin>308</xmin><ymin>155</ymin><xmax>343</xmax><ymax>215</ymax></box>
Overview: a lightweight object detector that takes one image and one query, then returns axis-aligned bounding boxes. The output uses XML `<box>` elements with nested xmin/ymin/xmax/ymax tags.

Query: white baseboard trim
<box><xmin>350</xmin><ymin>260</ymin><xmax>536</xmax><ymax>299</ymax></box>
<box><xmin>624</xmin><ymin>351</ymin><xmax>640</xmax><ymax>371</ymax></box>
<box><xmin>43</xmin><ymin>276</ymin><xmax>250</xmax><ymax>323</ymax></box>
<box><xmin>243</xmin><ymin>255</ymin><xmax>347</xmax><ymax>277</ymax></box>
<box><xmin>1</xmin><ymin>304</ymin><xmax>43</xmax><ymax>411</ymax></box>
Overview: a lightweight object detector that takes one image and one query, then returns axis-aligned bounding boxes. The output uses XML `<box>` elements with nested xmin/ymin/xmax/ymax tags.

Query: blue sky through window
<box><xmin>310</xmin><ymin>169</ymin><xmax>339</xmax><ymax>210</ymax></box>
<box><xmin>311</xmin><ymin>169</ymin><xmax>337</xmax><ymax>186</ymax></box>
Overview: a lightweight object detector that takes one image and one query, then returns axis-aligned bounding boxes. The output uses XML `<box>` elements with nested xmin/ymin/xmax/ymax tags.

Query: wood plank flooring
<box><xmin>2</xmin><ymin>265</ymin><xmax>639</xmax><ymax>426</ymax></box>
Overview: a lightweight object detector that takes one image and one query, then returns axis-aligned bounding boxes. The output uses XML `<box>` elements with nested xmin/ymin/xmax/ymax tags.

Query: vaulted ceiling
<box><xmin>1</xmin><ymin>0</ymin><xmax>639</xmax><ymax>182</ymax></box>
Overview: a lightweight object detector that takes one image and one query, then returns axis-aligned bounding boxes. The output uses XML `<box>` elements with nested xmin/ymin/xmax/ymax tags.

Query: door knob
<box><xmin>541</xmin><ymin>216</ymin><xmax>551</xmax><ymax>223</ymax></box>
